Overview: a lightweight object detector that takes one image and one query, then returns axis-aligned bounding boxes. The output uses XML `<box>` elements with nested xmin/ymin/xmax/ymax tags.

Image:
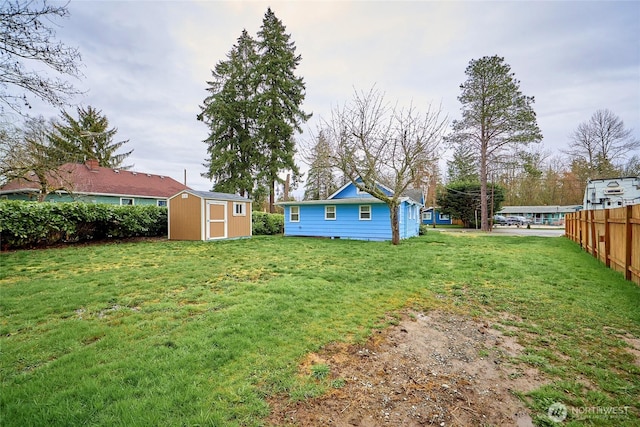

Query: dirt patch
<box><xmin>268</xmin><ymin>310</ymin><xmax>547</xmax><ymax>426</ymax></box>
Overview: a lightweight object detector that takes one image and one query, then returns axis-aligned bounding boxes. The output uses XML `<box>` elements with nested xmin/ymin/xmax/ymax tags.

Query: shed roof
<box><xmin>174</xmin><ymin>190</ymin><xmax>252</xmax><ymax>202</ymax></box>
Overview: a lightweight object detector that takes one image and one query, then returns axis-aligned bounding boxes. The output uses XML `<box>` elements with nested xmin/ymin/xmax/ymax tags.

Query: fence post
<box><xmin>625</xmin><ymin>205</ymin><xmax>632</xmax><ymax>281</ymax></box>
<box><xmin>604</xmin><ymin>208</ymin><xmax>610</xmax><ymax>268</ymax></box>
<box><xmin>590</xmin><ymin>209</ymin><xmax>597</xmax><ymax>257</ymax></box>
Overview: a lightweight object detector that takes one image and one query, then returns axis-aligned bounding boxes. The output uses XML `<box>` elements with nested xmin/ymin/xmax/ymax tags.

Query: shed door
<box><xmin>206</xmin><ymin>201</ymin><xmax>227</xmax><ymax>240</ymax></box>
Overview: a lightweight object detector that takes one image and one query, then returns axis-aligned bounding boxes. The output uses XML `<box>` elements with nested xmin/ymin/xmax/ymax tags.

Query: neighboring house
<box><xmin>168</xmin><ymin>190</ymin><xmax>252</xmax><ymax>241</ymax></box>
<box><xmin>0</xmin><ymin>159</ymin><xmax>189</xmax><ymax>206</ymax></box>
<box><xmin>421</xmin><ymin>207</ymin><xmax>453</xmax><ymax>226</ymax></box>
<box><xmin>277</xmin><ymin>180</ymin><xmax>423</xmax><ymax>241</ymax></box>
<box><xmin>498</xmin><ymin>205</ymin><xmax>582</xmax><ymax>225</ymax></box>
<box><xmin>582</xmin><ymin>176</ymin><xmax>640</xmax><ymax>210</ymax></box>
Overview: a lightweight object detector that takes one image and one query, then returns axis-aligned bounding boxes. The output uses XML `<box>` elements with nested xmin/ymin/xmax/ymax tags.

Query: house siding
<box><xmin>284</xmin><ymin>203</ymin><xmax>392</xmax><ymax>240</ymax></box>
<box><xmin>2</xmin><ymin>192</ymin><xmax>166</xmax><ymax>205</ymax></box>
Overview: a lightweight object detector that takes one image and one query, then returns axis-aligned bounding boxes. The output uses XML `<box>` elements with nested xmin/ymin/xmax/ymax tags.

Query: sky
<box><xmin>10</xmin><ymin>0</ymin><xmax>640</xmax><ymax>194</ymax></box>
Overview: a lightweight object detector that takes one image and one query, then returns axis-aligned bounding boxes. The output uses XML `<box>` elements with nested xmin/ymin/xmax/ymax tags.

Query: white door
<box><xmin>206</xmin><ymin>201</ymin><xmax>227</xmax><ymax>240</ymax></box>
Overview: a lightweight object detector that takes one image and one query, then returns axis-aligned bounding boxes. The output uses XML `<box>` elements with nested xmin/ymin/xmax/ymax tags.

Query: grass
<box><xmin>1</xmin><ymin>233</ymin><xmax>639</xmax><ymax>426</ymax></box>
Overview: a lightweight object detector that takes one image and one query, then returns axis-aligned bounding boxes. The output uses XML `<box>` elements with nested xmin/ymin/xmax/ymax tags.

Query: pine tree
<box><xmin>256</xmin><ymin>8</ymin><xmax>311</xmax><ymax>212</ymax></box>
<box><xmin>198</xmin><ymin>30</ymin><xmax>259</xmax><ymax>197</ymax></box>
<box><xmin>446</xmin><ymin>142</ymin><xmax>479</xmax><ymax>183</ymax></box>
<box><xmin>49</xmin><ymin>106</ymin><xmax>133</xmax><ymax>169</ymax></box>
<box><xmin>303</xmin><ymin>131</ymin><xmax>337</xmax><ymax>200</ymax></box>
<box><xmin>449</xmin><ymin>56</ymin><xmax>542</xmax><ymax>231</ymax></box>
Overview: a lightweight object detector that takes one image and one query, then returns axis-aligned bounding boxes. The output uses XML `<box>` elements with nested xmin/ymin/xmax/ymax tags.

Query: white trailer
<box><xmin>583</xmin><ymin>176</ymin><xmax>640</xmax><ymax>210</ymax></box>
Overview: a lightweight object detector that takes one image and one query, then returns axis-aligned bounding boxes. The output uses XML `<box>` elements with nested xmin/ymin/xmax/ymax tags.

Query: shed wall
<box><xmin>227</xmin><ymin>201</ymin><xmax>252</xmax><ymax>238</ymax></box>
<box><xmin>169</xmin><ymin>193</ymin><xmax>202</xmax><ymax>240</ymax></box>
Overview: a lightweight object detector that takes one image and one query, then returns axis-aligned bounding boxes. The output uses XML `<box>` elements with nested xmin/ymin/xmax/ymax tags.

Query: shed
<box><xmin>168</xmin><ymin>190</ymin><xmax>252</xmax><ymax>240</ymax></box>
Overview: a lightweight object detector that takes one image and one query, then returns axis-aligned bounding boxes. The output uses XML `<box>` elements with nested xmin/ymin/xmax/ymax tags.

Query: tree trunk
<box><xmin>389</xmin><ymin>202</ymin><xmax>400</xmax><ymax>245</ymax></box>
<box><xmin>480</xmin><ymin>144</ymin><xmax>489</xmax><ymax>231</ymax></box>
<box><xmin>269</xmin><ymin>179</ymin><xmax>275</xmax><ymax>213</ymax></box>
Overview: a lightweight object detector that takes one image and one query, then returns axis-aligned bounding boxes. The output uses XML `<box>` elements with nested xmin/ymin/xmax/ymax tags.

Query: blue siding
<box><xmin>284</xmin><ymin>203</ymin><xmax>393</xmax><ymax>241</ymax></box>
<box><xmin>421</xmin><ymin>208</ymin><xmax>452</xmax><ymax>225</ymax></box>
<box><xmin>284</xmin><ymin>200</ymin><xmax>421</xmax><ymax>241</ymax></box>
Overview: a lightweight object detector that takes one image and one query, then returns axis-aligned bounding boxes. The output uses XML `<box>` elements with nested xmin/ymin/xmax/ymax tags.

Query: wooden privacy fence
<box><xmin>565</xmin><ymin>205</ymin><xmax>640</xmax><ymax>285</ymax></box>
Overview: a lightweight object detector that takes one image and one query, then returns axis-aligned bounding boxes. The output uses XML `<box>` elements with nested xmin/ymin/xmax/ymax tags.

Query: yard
<box><xmin>1</xmin><ymin>234</ymin><xmax>639</xmax><ymax>426</ymax></box>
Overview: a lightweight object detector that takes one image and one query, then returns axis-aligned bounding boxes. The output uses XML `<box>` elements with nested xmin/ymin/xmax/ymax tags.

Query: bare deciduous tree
<box><xmin>565</xmin><ymin>109</ymin><xmax>640</xmax><ymax>178</ymax></box>
<box><xmin>323</xmin><ymin>87</ymin><xmax>447</xmax><ymax>245</ymax></box>
<box><xmin>0</xmin><ymin>116</ymin><xmax>74</xmax><ymax>200</ymax></box>
<box><xmin>1</xmin><ymin>0</ymin><xmax>82</xmax><ymax>114</ymax></box>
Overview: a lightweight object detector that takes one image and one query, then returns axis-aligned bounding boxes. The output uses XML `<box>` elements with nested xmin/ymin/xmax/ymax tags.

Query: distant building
<box><xmin>582</xmin><ymin>176</ymin><xmax>640</xmax><ymax>210</ymax></box>
<box><xmin>498</xmin><ymin>205</ymin><xmax>582</xmax><ymax>225</ymax></box>
<box><xmin>421</xmin><ymin>207</ymin><xmax>453</xmax><ymax>226</ymax></box>
<box><xmin>0</xmin><ymin>159</ymin><xmax>189</xmax><ymax>206</ymax></box>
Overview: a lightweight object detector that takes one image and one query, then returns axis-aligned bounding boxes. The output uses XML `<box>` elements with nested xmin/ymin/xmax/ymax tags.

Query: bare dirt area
<box><xmin>268</xmin><ymin>310</ymin><xmax>547</xmax><ymax>427</ymax></box>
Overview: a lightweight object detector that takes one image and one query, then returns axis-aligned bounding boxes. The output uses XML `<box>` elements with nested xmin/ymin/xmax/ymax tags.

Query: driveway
<box><xmin>489</xmin><ymin>225</ymin><xmax>566</xmax><ymax>237</ymax></box>
<box><xmin>430</xmin><ymin>226</ymin><xmax>566</xmax><ymax>238</ymax></box>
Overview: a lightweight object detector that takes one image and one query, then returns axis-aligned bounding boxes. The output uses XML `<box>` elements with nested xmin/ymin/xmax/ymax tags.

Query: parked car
<box><xmin>506</xmin><ymin>216</ymin><xmax>531</xmax><ymax>226</ymax></box>
<box><xmin>492</xmin><ymin>215</ymin><xmax>507</xmax><ymax>225</ymax></box>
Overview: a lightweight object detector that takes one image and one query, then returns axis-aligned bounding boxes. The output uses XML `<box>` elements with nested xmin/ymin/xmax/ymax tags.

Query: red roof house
<box><xmin>0</xmin><ymin>159</ymin><xmax>190</xmax><ymax>205</ymax></box>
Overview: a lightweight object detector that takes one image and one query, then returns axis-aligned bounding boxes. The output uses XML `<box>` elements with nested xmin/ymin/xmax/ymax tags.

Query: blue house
<box><xmin>277</xmin><ymin>181</ymin><xmax>423</xmax><ymax>241</ymax></box>
<box><xmin>421</xmin><ymin>207</ymin><xmax>453</xmax><ymax>226</ymax></box>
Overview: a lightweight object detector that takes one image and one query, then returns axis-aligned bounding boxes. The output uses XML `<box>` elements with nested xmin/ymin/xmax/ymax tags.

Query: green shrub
<box><xmin>0</xmin><ymin>200</ymin><xmax>167</xmax><ymax>250</ymax></box>
<box><xmin>251</xmin><ymin>211</ymin><xmax>283</xmax><ymax>235</ymax></box>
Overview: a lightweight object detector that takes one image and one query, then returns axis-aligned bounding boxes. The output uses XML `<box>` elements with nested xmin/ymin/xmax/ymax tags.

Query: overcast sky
<box><xmin>16</xmin><ymin>0</ymin><xmax>640</xmax><ymax>193</ymax></box>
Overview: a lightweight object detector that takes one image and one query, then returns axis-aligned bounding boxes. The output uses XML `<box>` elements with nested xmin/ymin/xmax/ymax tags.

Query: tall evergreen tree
<box><xmin>446</xmin><ymin>141</ymin><xmax>478</xmax><ymax>183</ymax></box>
<box><xmin>198</xmin><ymin>30</ymin><xmax>259</xmax><ymax>198</ymax></box>
<box><xmin>303</xmin><ymin>131</ymin><xmax>337</xmax><ymax>200</ymax></box>
<box><xmin>256</xmin><ymin>8</ymin><xmax>311</xmax><ymax>212</ymax></box>
<box><xmin>449</xmin><ymin>56</ymin><xmax>542</xmax><ymax>231</ymax></box>
<box><xmin>49</xmin><ymin>106</ymin><xmax>133</xmax><ymax>169</ymax></box>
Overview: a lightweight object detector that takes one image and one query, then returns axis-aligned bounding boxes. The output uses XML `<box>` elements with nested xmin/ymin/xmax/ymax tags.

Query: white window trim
<box><xmin>359</xmin><ymin>205</ymin><xmax>371</xmax><ymax>221</ymax></box>
<box><xmin>233</xmin><ymin>202</ymin><xmax>246</xmax><ymax>216</ymax></box>
<box><xmin>423</xmin><ymin>211</ymin><xmax>432</xmax><ymax>221</ymax></box>
<box><xmin>290</xmin><ymin>206</ymin><xmax>300</xmax><ymax>222</ymax></box>
<box><xmin>157</xmin><ymin>200</ymin><xmax>167</xmax><ymax>207</ymax></box>
<box><xmin>325</xmin><ymin>205</ymin><xmax>336</xmax><ymax>220</ymax></box>
<box><xmin>120</xmin><ymin>197</ymin><xmax>134</xmax><ymax>206</ymax></box>
<box><xmin>439</xmin><ymin>213</ymin><xmax>450</xmax><ymax>221</ymax></box>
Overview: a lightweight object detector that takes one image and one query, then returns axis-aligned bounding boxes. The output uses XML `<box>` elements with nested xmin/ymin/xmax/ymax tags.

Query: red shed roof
<box><xmin>1</xmin><ymin>160</ymin><xmax>190</xmax><ymax>198</ymax></box>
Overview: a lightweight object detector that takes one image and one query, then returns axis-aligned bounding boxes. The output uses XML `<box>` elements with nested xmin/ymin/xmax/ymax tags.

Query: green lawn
<box><xmin>1</xmin><ymin>234</ymin><xmax>639</xmax><ymax>426</ymax></box>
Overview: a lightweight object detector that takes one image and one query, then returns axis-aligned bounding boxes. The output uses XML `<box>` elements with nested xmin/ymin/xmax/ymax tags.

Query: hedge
<box><xmin>0</xmin><ymin>200</ymin><xmax>167</xmax><ymax>250</ymax></box>
<box><xmin>0</xmin><ymin>201</ymin><xmax>286</xmax><ymax>250</ymax></box>
<box><xmin>251</xmin><ymin>211</ymin><xmax>284</xmax><ymax>235</ymax></box>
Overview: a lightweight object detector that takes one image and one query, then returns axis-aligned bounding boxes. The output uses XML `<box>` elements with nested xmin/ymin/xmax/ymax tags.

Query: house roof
<box><xmin>327</xmin><ymin>179</ymin><xmax>394</xmax><ymax>200</ymax></box>
<box><xmin>498</xmin><ymin>205</ymin><xmax>582</xmax><ymax>214</ymax></box>
<box><xmin>0</xmin><ymin>161</ymin><xmax>190</xmax><ymax>199</ymax></box>
<box><xmin>276</xmin><ymin>197</ymin><xmax>387</xmax><ymax>206</ymax></box>
<box><xmin>172</xmin><ymin>190</ymin><xmax>252</xmax><ymax>202</ymax></box>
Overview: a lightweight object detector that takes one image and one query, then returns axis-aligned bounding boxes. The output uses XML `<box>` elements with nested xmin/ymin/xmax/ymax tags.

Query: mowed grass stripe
<box><xmin>1</xmin><ymin>234</ymin><xmax>638</xmax><ymax>426</ymax></box>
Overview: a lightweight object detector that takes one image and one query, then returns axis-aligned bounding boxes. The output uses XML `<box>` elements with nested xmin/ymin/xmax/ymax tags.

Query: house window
<box><xmin>120</xmin><ymin>198</ymin><xmax>134</xmax><ymax>205</ymax></box>
<box><xmin>233</xmin><ymin>202</ymin><xmax>246</xmax><ymax>216</ymax></box>
<box><xmin>325</xmin><ymin>205</ymin><xmax>336</xmax><ymax>220</ymax></box>
<box><xmin>423</xmin><ymin>211</ymin><xmax>432</xmax><ymax>221</ymax></box>
<box><xmin>290</xmin><ymin>206</ymin><xmax>300</xmax><ymax>222</ymax></box>
<box><xmin>157</xmin><ymin>200</ymin><xmax>167</xmax><ymax>207</ymax></box>
<box><xmin>439</xmin><ymin>213</ymin><xmax>450</xmax><ymax>221</ymax></box>
<box><xmin>359</xmin><ymin>205</ymin><xmax>371</xmax><ymax>220</ymax></box>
